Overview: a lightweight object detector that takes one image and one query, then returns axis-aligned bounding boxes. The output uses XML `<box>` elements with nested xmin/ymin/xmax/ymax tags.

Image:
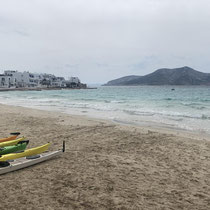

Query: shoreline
<box><xmin>0</xmin><ymin>87</ymin><xmax>97</xmax><ymax>92</ymax></box>
<box><xmin>1</xmin><ymin>86</ymin><xmax>210</xmax><ymax>138</ymax></box>
<box><xmin>1</xmin><ymin>103</ymin><xmax>210</xmax><ymax>209</ymax></box>
<box><xmin>1</xmin><ymin>102</ymin><xmax>210</xmax><ymax>141</ymax></box>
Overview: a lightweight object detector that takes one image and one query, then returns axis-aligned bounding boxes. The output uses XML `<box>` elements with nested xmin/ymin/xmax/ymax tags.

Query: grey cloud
<box><xmin>0</xmin><ymin>0</ymin><xmax>210</xmax><ymax>83</ymax></box>
<box><xmin>14</xmin><ymin>29</ymin><xmax>30</xmax><ymax>37</ymax></box>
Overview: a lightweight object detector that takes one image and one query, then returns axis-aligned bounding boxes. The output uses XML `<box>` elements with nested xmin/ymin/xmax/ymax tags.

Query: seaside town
<box><xmin>0</xmin><ymin>70</ymin><xmax>87</xmax><ymax>90</ymax></box>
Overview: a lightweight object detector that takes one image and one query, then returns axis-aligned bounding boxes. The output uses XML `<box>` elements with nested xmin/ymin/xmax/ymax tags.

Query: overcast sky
<box><xmin>0</xmin><ymin>0</ymin><xmax>210</xmax><ymax>83</ymax></box>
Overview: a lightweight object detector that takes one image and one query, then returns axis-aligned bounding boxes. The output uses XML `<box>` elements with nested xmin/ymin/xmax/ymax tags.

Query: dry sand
<box><xmin>0</xmin><ymin>104</ymin><xmax>210</xmax><ymax>210</ymax></box>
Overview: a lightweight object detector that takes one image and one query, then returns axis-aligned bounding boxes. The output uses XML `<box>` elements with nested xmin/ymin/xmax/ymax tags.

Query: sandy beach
<box><xmin>0</xmin><ymin>104</ymin><xmax>210</xmax><ymax>210</ymax></box>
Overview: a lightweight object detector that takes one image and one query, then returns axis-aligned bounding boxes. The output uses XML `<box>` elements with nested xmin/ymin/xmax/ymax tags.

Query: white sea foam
<box><xmin>1</xmin><ymin>86</ymin><xmax>210</xmax><ymax>134</ymax></box>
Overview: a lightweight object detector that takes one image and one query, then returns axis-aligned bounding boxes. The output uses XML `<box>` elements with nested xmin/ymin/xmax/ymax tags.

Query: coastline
<box><xmin>1</xmin><ymin>86</ymin><xmax>210</xmax><ymax>137</ymax></box>
<box><xmin>1</xmin><ymin>103</ymin><xmax>210</xmax><ymax>209</ymax></box>
<box><xmin>1</xmin><ymin>101</ymin><xmax>209</xmax><ymax>141</ymax></box>
<box><xmin>0</xmin><ymin>87</ymin><xmax>97</xmax><ymax>92</ymax></box>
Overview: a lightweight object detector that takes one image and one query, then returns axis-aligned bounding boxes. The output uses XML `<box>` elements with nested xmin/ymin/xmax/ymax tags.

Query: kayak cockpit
<box><xmin>0</xmin><ymin>161</ymin><xmax>10</xmax><ymax>168</ymax></box>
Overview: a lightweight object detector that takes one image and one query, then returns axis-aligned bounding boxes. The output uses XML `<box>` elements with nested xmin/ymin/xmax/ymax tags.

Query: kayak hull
<box><xmin>0</xmin><ymin>137</ymin><xmax>26</xmax><ymax>148</ymax></box>
<box><xmin>0</xmin><ymin>135</ymin><xmax>19</xmax><ymax>143</ymax></box>
<box><xmin>0</xmin><ymin>141</ymin><xmax>28</xmax><ymax>155</ymax></box>
<box><xmin>0</xmin><ymin>143</ymin><xmax>50</xmax><ymax>162</ymax></box>
<box><xmin>0</xmin><ymin>150</ymin><xmax>62</xmax><ymax>175</ymax></box>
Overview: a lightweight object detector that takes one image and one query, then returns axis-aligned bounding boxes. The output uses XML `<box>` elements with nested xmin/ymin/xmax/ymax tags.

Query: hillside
<box><xmin>104</xmin><ymin>67</ymin><xmax>210</xmax><ymax>86</ymax></box>
<box><xmin>104</xmin><ymin>75</ymin><xmax>141</xmax><ymax>86</ymax></box>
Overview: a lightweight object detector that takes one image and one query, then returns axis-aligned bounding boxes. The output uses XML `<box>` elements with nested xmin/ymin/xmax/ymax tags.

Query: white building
<box><xmin>64</xmin><ymin>77</ymin><xmax>81</xmax><ymax>88</ymax></box>
<box><xmin>0</xmin><ymin>70</ymin><xmax>83</xmax><ymax>88</ymax></box>
<box><xmin>3</xmin><ymin>70</ymin><xmax>38</xmax><ymax>87</ymax></box>
<box><xmin>51</xmin><ymin>77</ymin><xmax>66</xmax><ymax>87</ymax></box>
<box><xmin>39</xmin><ymin>74</ymin><xmax>66</xmax><ymax>87</ymax></box>
<box><xmin>0</xmin><ymin>74</ymin><xmax>13</xmax><ymax>88</ymax></box>
<box><xmin>69</xmin><ymin>77</ymin><xmax>80</xmax><ymax>84</ymax></box>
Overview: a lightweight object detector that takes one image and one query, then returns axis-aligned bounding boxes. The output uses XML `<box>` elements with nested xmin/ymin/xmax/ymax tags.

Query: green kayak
<box><xmin>0</xmin><ymin>140</ymin><xmax>29</xmax><ymax>156</ymax></box>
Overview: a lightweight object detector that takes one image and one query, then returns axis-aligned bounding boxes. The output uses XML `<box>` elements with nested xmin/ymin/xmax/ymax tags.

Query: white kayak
<box><xmin>0</xmin><ymin>141</ymin><xmax>65</xmax><ymax>175</ymax></box>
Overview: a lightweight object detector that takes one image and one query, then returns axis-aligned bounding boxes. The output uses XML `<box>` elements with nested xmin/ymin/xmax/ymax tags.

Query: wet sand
<box><xmin>0</xmin><ymin>104</ymin><xmax>210</xmax><ymax>210</ymax></box>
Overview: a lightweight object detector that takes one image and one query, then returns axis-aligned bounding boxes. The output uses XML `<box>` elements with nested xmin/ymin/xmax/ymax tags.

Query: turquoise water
<box><xmin>0</xmin><ymin>86</ymin><xmax>210</xmax><ymax>134</ymax></box>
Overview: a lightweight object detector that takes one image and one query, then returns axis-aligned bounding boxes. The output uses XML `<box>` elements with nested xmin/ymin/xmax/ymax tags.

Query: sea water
<box><xmin>0</xmin><ymin>86</ymin><xmax>210</xmax><ymax>134</ymax></box>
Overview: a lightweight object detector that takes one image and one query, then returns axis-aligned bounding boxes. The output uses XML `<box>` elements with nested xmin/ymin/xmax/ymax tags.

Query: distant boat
<box><xmin>171</xmin><ymin>88</ymin><xmax>175</xmax><ymax>91</ymax></box>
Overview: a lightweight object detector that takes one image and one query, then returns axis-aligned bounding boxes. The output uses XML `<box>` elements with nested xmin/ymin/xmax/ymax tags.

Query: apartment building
<box><xmin>0</xmin><ymin>74</ymin><xmax>13</xmax><ymax>88</ymax></box>
<box><xmin>0</xmin><ymin>70</ymin><xmax>84</xmax><ymax>89</ymax></box>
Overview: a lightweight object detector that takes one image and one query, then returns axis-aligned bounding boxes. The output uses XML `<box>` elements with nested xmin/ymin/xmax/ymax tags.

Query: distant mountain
<box><xmin>104</xmin><ymin>75</ymin><xmax>141</xmax><ymax>86</ymax></box>
<box><xmin>104</xmin><ymin>67</ymin><xmax>210</xmax><ymax>86</ymax></box>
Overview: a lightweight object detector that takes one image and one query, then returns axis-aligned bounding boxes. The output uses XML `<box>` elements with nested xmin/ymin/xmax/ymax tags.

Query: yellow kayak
<box><xmin>0</xmin><ymin>137</ymin><xmax>26</xmax><ymax>148</ymax></box>
<box><xmin>0</xmin><ymin>143</ymin><xmax>50</xmax><ymax>162</ymax></box>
